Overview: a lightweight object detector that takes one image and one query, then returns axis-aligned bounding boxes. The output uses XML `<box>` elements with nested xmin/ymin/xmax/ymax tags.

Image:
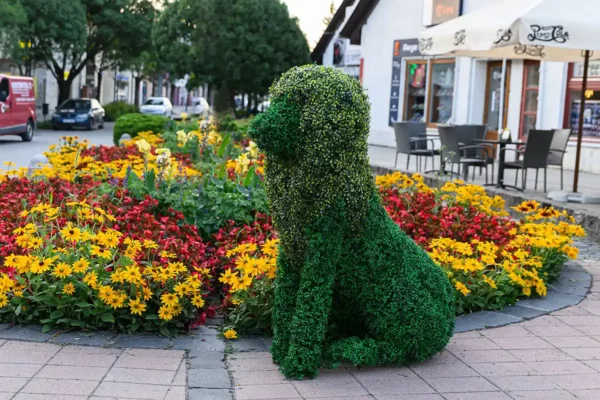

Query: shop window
<box><xmin>519</xmin><ymin>61</ymin><xmax>540</xmax><ymax>139</ymax></box>
<box><xmin>564</xmin><ymin>61</ymin><xmax>600</xmax><ymax>139</ymax></box>
<box><xmin>403</xmin><ymin>59</ymin><xmax>455</xmax><ymax>126</ymax></box>
<box><xmin>404</xmin><ymin>61</ymin><xmax>428</xmax><ymax>122</ymax></box>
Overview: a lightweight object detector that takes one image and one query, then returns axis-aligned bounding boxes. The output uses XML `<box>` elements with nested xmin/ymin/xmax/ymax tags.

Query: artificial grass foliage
<box><xmin>249</xmin><ymin>65</ymin><xmax>454</xmax><ymax>379</ymax></box>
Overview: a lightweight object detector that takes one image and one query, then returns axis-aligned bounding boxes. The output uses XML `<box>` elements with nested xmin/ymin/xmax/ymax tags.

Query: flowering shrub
<box><xmin>378</xmin><ymin>172</ymin><xmax>584</xmax><ymax>314</ymax></box>
<box><xmin>0</xmin><ymin>201</ymin><xmax>209</xmax><ymax>336</ymax></box>
<box><xmin>38</xmin><ymin>135</ymin><xmax>200</xmax><ymax>182</ymax></box>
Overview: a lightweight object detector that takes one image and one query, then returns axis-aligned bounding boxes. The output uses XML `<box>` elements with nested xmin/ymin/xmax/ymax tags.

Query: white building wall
<box><xmin>361</xmin><ymin>0</ymin><xmax>425</xmax><ymax>146</ymax></box>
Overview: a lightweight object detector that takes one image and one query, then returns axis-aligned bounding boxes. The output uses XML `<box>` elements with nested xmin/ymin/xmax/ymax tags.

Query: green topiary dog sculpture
<box><xmin>248</xmin><ymin>65</ymin><xmax>454</xmax><ymax>379</ymax></box>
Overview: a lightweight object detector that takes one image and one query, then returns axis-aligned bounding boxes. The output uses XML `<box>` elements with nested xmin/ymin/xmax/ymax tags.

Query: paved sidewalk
<box><xmin>231</xmin><ymin>261</ymin><xmax>600</xmax><ymax>400</ymax></box>
<box><xmin>0</xmin><ymin>344</ymin><xmax>185</xmax><ymax>400</ymax></box>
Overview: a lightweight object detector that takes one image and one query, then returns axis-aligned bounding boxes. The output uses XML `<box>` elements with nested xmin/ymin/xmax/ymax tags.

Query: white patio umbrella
<box><xmin>418</xmin><ymin>0</ymin><xmax>600</xmax><ymax>194</ymax></box>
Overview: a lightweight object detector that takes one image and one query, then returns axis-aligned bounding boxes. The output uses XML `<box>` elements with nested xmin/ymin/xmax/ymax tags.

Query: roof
<box><xmin>311</xmin><ymin>0</ymin><xmax>357</xmax><ymax>64</ymax></box>
<box><xmin>339</xmin><ymin>0</ymin><xmax>380</xmax><ymax>45</ymax></box>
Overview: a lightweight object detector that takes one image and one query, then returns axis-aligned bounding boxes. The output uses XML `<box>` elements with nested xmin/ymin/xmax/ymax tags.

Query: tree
<box><xmin>322</xmin><ymin>1</ymin><xmax>336</xmax><ymax>27</ymax></box>
<box><xmin>1</xmin><ymin>0</ymin><xmax>155</xmax><ymax>105</ymax></box>
<box><xmin>159</xmin><ymin>0</ymin><xmax>311</xmax><ymax>114</ymax></box>
<box><xmin>0</xmin><ymin>0</ymin><xmax>31</xmax><ymax>76</ymax></box>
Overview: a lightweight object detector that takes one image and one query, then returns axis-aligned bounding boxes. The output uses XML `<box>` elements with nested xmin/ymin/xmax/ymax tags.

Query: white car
<box><xmin>191</xmin><ymin>97</ymin><xmax>210</xmax><ymax>117</ymax></box>
<box><xmin>140</xmin><ymin>97</ymin><xmax>173</xmax><ymax>117</ymax></box>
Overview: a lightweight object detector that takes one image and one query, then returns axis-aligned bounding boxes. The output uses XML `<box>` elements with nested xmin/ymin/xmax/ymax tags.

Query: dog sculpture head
<box><xmin>248</xmin><ymin>65</ymin><xmax>370</xmax><ymax>162</ymax></box>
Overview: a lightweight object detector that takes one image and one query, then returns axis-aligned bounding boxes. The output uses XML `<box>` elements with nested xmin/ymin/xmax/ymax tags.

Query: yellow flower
<box><xmin>30</xmin><ymin>257</ymin><xmax>54</xmax><ymax>274</ymax></box>
<box><xmin>60</xmin><ymin>223</ymin><xmax>82</xmax><ymax>242</ymax></box>
<box><xmin>83</xmin><ymin>272</ymin><xmax>99</xmax><ymax>289</ymax></box>
<box><xmin>62</xmin><ymin>283</ymin><xmax>76</xmax><ymax>295</ymax></box>
<box><xmin>160</xmin><ymin>250</ymin><xmax>176</xmax><ymax>259</ymax></box>
<box><xmin>129</xmin><ymin>298</ymin><xmax>147</xmax><ymax>316</ymax></box>
<box><xmin>161</xmin><ymin>292</ymin><xmax>179</xmax><ymax>307</ymax></box>
<box><xmin>52</xmin><ymin>262</ymin><xmax>73</xmax><ymax>279</ymax></box>
<box><xmin>73</xmin><ymin>258</ymin><xmax>90</xmax><ymax>274</ymax></box>
<box><xmin>0</xmin><ymin>293</ymin><xmax>8</xmax><ymax>307</ymax></box>
<box><xmin>223</xmin><ymin>329</ymin><xmax>237</xmax><ymax>340</ymax></box>
<box><xmin>91</xmin><ymin>245</ymin><xmax>112</xmax><ymax>259</ymax></box>
<box><xmin>192</xmin><ymin>295</ymin><xmax>205</xmax><ymax>308</ymax></box>
<box><xmin>143</xmin><ymin>240</ymin><xmax>158</xmax><ymax>249</ymax></box>
<box><xmin>3</xmin><ymin>161</ymin><xmax>16</xmax><ymax>167</ymax></box>
<box><xmin>483</xmin><ymin>275</ymin><xmax>498</xmax><ymax>289</ymax></box>
<box><xmin>136</xmin><ymin>139</ymin><xmax>151</xmax><ymax>154</ymax></box>
<box><xmin>141</xmin><ymin>286</ymin><xmax>152</xmax><ymax>301</ymax></box>
<box><xmin>123</xmin><ymin>265</ymin><xmax>143</xmax><ymax>284</ymax></box>
<box><xmin>455</xmin><ymin>281</ymin><xmax>471</xmax><ymax>296</ymax></box>
<box><xmin>158</xmin><ymin>305</ymin><xmax>173</xmax><ymax>321</ymax></box>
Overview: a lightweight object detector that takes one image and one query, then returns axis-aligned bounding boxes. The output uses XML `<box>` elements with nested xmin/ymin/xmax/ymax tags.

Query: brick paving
<box><xmin>230</xmin><ymin>261</ymin><xmax>600</xmax><ymax>400</ymax></box>
<box><xmin>0</xmin><ymin>344</ymin><xmax>186</xmax><ymax>400</ymax></box>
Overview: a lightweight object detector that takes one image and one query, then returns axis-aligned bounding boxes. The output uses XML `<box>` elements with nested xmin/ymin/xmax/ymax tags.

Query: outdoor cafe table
<box><xmin>472</xmin><ymin>139</ymin><xmax>525</xmax><ymax>190</ymax></box>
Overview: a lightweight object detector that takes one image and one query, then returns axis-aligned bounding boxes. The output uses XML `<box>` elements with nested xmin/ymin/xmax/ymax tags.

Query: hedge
<box><xmin>113</xmin><ymin>114</ymin><xmax>171</xmax><ymax>145</ymax></box>
<box><xmin>104</xmin><ymin>101</ymin><xmax>139</xmax><ymax>122</ymax></box>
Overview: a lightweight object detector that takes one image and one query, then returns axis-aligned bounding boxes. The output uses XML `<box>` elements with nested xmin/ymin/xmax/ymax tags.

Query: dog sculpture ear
<box><xmin>248</xmin><ymin>96</ymin><xmax>302</xmax><ymax>159</ymax></box>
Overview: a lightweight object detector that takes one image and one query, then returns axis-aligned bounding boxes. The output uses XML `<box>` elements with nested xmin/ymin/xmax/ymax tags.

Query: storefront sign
<box><xmin>574</xmin><ymin>61</ymin><xmax>600</xmax><ymax>79</ymax></box>
<box><xmin>422</xmin><ymin>0</ymin><xmax>462</xmax><ymax>27</ymax></box>
<box><xmin>388</xmin><ymin>39</ymin><xmax>422</xmax><ymax>126</ymax></box>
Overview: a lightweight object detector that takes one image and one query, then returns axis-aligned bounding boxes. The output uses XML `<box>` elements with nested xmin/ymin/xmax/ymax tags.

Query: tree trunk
<box><xmin>57</xmin><ymin>79</ymin><xmax>72</xmax><ymax>106</ymax></box>
<box><xmin>214</xmin><ymin>85</ymin><xmax>235</xmax><ymax>117</ymax></box>
<box><xmin>96</xmin><ymin>69</ymin><xmax>103</xmax><ymax>101</ymax></box>
<box><xmin>134</xmin><ymin>76</ymin><xmax>142</xmax><ymax>107</ymax></box>
<box><xmin>246</xmin><ymin>93</ymin><xmax>252</xmax><ymax>116</ymax></box>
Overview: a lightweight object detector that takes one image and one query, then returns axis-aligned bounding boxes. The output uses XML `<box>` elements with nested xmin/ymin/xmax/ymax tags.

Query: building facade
<box><xmin>336</xmin><ymin>0</ymin><xmax>600</xmax><ymax>173</ymax></box>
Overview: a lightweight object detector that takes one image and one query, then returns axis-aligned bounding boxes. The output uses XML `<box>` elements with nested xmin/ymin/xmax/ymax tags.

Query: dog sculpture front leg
<box><xmin>279</xmin><ymin>212</ymin><xmax>344</xmax><ymax>379</ymax></box>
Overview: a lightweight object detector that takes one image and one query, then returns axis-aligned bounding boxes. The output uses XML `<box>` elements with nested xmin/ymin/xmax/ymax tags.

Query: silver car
<box><xmin>140</xmin><ymin>97</ymin><xmax>173</xmax><ymax>117</ymax></box>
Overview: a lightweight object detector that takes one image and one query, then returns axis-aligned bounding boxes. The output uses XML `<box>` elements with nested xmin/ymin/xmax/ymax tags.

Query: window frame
<box><xmin>519</xmin><ymin>60</ymin><xmax>540</xmax><ymax>139</ymax></box>
<box><xmin>402</xmin><ymin>58</ymin><xmax>456</xmax><ymax>128</ymax></box>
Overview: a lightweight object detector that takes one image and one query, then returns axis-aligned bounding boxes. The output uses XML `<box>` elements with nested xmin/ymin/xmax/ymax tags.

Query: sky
<box><xmin>283</xmin><ymin>0</ymin><xmax>344</xmax><ymax>50</ymax></box>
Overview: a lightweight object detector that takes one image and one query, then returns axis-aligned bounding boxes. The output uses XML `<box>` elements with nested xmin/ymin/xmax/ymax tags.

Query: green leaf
<box><xmin>210</xmin><ymin>176</ymin><xmax>224</xmax><ymax>188</ymax></box>
<box><xmin>210</xmin><ymin>153</ymin><xmax>222</xmax><ymax>164</ymax></box>
<box><xmin>243</xmin><ymin>165</ymin><xmax>256</xmax><ymax>187</ymax></box>
<box><xmin>145</xmin><ymin>169</ymin><xmax>156</xmax><ymax>193</ymax></box>
<box><xmin>42</xmin><ymin>323</ymin><xmax>53</xmax><ymax>333</ymax></box>
<box><xmin>71</xmin><ymin>320</ymin><xmax>86</xmax><ymax>328</ymax></box>
<box><xmin>50</xmin><ymin>310</ymin><xmax>64</xmax><ymax>319</ymax></box>
<box><xmin>100</xmin><ymin>313</ymin><xmax>115</xmax><ymax>323</ymax></box>
<box><xmin>217</xmin><ymin>134</ymin><xmax>231</xmax><ymax>157</ymax></box>
<box><xmin>217</xmin><ymin>163</ymin><xmax>227</xmax><ymax>180</ymax></box>
<box><xmin>14</xmin><ymin>305</ymin><xmax>22</xmax><ymax>316</ymax></box>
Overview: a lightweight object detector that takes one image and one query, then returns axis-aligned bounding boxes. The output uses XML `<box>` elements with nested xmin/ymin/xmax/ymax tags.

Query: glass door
<box><xmin>483</xmin><ymin>61</ymin><xmax>511</xmax><ymax>155</ymax></box>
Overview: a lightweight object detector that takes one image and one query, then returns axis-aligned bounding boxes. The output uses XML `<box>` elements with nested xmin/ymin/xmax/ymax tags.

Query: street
<box><xmin>0</xmin><ymin>122</ymin><xmax>115</xmax><ymax>170</ymax></box>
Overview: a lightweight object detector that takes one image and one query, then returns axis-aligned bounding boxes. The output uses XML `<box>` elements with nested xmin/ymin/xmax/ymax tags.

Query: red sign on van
<box><xmin>0</xmin><ymin>74</ymin><xmax>36</xmax><ymax>141</ymax></box>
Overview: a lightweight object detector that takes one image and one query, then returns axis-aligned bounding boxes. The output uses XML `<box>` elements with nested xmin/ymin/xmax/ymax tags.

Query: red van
<box><xmin>0</xmin><ymin>74</ymin><xmax>36</xmax><ymax>141</ymax></box>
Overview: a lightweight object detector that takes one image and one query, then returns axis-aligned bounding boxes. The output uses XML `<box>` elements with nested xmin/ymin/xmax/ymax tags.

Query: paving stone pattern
<box><xmin>0</xmin><ymin>343</ymin><xmax>186</xmax><ymax>400</ymax></box>
<box><xmin>230</xmin><ymin>261</ymin><xmax>600</xmax><ymax>399</ymax></box>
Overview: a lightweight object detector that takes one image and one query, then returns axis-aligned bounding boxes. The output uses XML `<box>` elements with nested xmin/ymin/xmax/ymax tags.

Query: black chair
<box><xmin>455</xmin><ymin>124</ymin><xmax>492</xmax><ymax>180</ymax></box>
<box><xmin>503</xmin><ymin>129</ymin><xmax>554</xmax><ymax>192</ymax></box>
<box><xmin>393</xmin><ymin>122</ymin><xmax>437</xmax><ymax>171</ymax></box>
<box><xmin>438</xmin><ymin>125</ymin><xmax>493</xmax><ymax>183</ymax></box>
<box><xmin>547</xmin><ymin>129</ymin><xmax>571</xmax><ymax>190</ymax></box>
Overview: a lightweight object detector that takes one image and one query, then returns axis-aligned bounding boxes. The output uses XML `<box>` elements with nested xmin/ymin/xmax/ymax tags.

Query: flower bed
<box><xmin>0</xmin><ymin>121</ymin><xmax>587</xmax><ymax>338</ymax></box>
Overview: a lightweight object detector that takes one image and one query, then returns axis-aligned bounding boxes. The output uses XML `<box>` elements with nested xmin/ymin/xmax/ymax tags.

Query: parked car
<box><xmin>52</xmin><ymin>98</ymin><xmax>105</xmax><ymax>130</ymax></box>
<box><xmin>0</xmin><ymin>74</ymin><xmax>36</xmax><ymax>141</ymax></box>
<box><xmin>140</xmin><ymin>97</ymin><xmax>173</xmax><ymax>117</ymax></box>
<box><xmin>191</xmin><ymin>97</ymin><xmax>210</xmax><ymax>117</ymax></box>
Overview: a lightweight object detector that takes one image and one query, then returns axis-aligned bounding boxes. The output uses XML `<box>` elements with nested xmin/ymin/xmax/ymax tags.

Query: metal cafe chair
<box><xmin>502</xmin><ymin>129</ymin><xmax>554</xmax><ymax>192</ymax></box>
<box><xmin>393</xmin><ymin>122</ymin><xmax>437</xmax><ymax>172</ymax></box>
<box><xmin>438</xmin><ymin>125</ymin><xmax>493</xmax><ymax>183</ymax></box>
<box><xmin>547</xmin><ymin>129</ymin><xmax>571</xmax><ymax>190</ymax></box>
<box><xmin>455</xmin><ymin>124</ymin><xmax>492</xmax><ymax>180</ymax></box>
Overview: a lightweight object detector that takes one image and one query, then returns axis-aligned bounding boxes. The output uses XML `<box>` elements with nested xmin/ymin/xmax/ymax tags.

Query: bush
<box><xmin>113</xmin><ymin>114</ymin><xmax>171</xmax><ymax>145</ymax></box>
<box><xmin>248</xmin><ymin>65</ymin><xmax>455</xmax><ymax>379</ymax></box>
<box><xmin>36</xmin><ymin>120</ymin><xmax>53</xmax><ymax>130</ymax></box>
<box><xmin>104</xmin><ymin>101</ymin><xmax>139</xmax><ymax>122</ymax></box>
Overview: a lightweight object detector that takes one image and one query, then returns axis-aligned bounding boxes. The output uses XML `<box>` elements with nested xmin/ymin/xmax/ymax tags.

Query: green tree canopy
<box><xmin>0</xmin><ymin>0</ymin><xmax>155</xmax><ymax>105</ymax></box>
<box><xmin>158</xmin><ymin>0</ymin><xmax>311</xmax><ymax>113</ymax></box>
